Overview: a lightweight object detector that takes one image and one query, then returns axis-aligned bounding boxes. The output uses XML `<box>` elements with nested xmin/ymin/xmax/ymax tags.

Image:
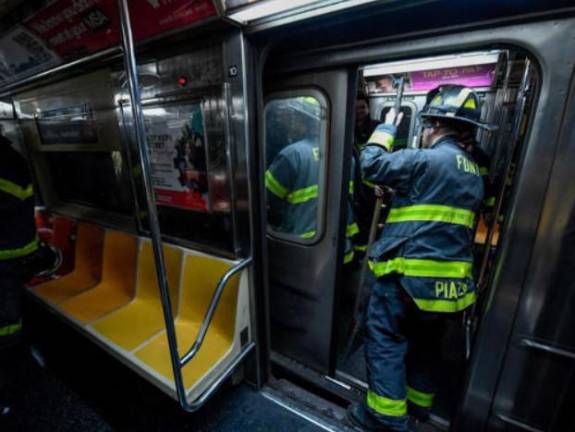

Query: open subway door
<box><xmin>263</xmin><ymin>70</ymin><xmax>353</xmax><ymax>374</ymax></box>
<box><xmin>16</xmin><ymin>24</ymin><xmax>256</xmax><ymax>409</ymax></box>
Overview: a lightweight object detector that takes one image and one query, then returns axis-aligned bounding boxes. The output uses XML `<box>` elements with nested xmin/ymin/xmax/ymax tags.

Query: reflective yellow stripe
<box><xmin>300</xmin><ymin>230</ymin><xmax>316</xmax><ymax>239</ymax></box>
<box><xmin>287</xmin><ymin>185</ymin><xmax>318</xmax><ymax>204</ymax></box>
<box><xmin>414</xmin><ymin>292</ymin><xmax>476</xmax><ymax>313</ymax></box>
<box><xmin>349</xmin><ymin>180</ymin><xmax>354</xmax><ymax>195</ymax></box>
<box><xmin>346</xmin><ymin>222</ymin><xmax>359</xmax><ymax>238</ymax></box>
<box><xmin>407</xmin><ymin>386</ymin><xmax>435</xmax><ymax>408</ymax></box>
<box><xmin>344</xmin><ymin>249</ymin><xmax>355</xmax><ymax>264</ymax></box>
<box><xmin>265</xmin><ymin>170</ymin><xmax>288</xmax><ymax>199</ymax></box>
<box><xmin>0</xmin><ymin>321</ymin><xmax>22</xmax><ymax>337</ymax></box>
<box><xmin>369</xmin><ymin>258</ymin><xmax>473</xmax><ymax>279</ymax></box>
<box><xmin>363</xmin><ymin>179</ymin><xmax>375</xmax><ymax>189</ymax></box>
<box><xmin>0</xmin><ymin>240</ymin><xmax>38</xmax><ymax>260</ymax></box>
<box><xmin>368</xmin><ymin>130</ymin><xmax>395</xmax><ymax>151</ymax></box>
<box><xmin>0</xmin><ymin>179</ymin><xmax>33</xmax><ymax>200</ymax></box>
<box><xmin>367</xmin><ymin>390</ymin><xmax>407</xmax><ymax>417</ymax></box>
<box><xmin>484</xmin><ymin>196</ymin><xmax>496</xmax><ymax>207</ymax></box>
<box><xmin>386</xmin><ymin>205</ymin><xmax>475</xmax><ymax>228</ymax></box>
<box><xmin>479</xmin><ymin>167</ymin><xmax>489</xmax><ymax>176</ymax></box>
<box><xmin>355</xmin><ymin>244</ymin><xmax>368</xmax><ymax>252</ymax></box>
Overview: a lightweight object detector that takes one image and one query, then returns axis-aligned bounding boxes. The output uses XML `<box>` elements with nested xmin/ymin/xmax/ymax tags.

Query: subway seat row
<box><xmin>30</xmin><ymin>222</ymin><xmax>251</xmax><ymax>402</ymax></box>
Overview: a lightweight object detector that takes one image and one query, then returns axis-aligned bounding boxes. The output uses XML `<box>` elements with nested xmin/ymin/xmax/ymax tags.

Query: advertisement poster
<box><xmin>145</xmin><ymin>104</ymin><xmax>209</xmax><ymax>211</ymax></box>
<box><xmin>0</xmin><ymin>26</ymin><xmax>59</xmax><ymax>83</ymax></box>
<box><xmin>410</xmin><ymin>64</ymin><xmax>496</xmax><ymax>91</ymax></box>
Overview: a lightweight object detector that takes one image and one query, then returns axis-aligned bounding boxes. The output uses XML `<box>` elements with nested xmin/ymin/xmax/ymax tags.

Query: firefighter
<box><xmin>347</xmin><ymin>85</ymin><xmax>493</xmax><ymax>432</ymax></box>
<box><xmin>353</xmin><ymin>93</ymin><xmax>381</xmax><ymax>258</ymax></box>
<box><xmin>265</xmin><ymin>97</ymin><xmax>358</xmax><ymax>264</ymax></box>
<box><xmin>0</xmin><ymin>133</ymin><xmax>57</xmax><ymax>417</ymax></box>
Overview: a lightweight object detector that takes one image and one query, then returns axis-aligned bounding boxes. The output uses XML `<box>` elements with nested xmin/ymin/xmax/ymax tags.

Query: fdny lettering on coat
<box><xmin>455</xmin><ymin>155</ymin><xmax>480</xmax><ymax>175</ymax></box>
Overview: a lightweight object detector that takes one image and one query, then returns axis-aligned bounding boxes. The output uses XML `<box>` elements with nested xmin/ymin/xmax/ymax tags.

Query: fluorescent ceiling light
<box><xmin>229</xmin><ymin>0</ymin><xmax>323</xmax><ymax>23</ymax></box>
<box><xmin>228</xmin><ymin>0</ymin><xmax>386</xmax><ymax>25</ymax></box>
<box><xmin>363</xmin><ymin>51</ymin><xmax>501</xmax><ymax>77</ymax></box>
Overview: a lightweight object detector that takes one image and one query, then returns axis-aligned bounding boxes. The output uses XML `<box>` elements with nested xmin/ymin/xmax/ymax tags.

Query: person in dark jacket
<box><xmin>0</xmin><ymin>133</ymin><xmax>58</xmax><ymax>417</ymax></box>
<box><xmin>347</xmin><ymin>85</ymin><xmax>494</xmax><ymax>432</ymax></box>
<box><xmin>0</xmin><ymin>132</ymin><xmax>37</xmax><ymax>415</ymax></box>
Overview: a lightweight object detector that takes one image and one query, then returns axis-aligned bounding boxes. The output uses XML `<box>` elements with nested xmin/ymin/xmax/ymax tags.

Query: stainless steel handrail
<box><xmin>180</xmin><ymin>257</ymin><xmax>253</xmax><ymax>367</ymax></box>
<box><xmin>118</xmin><ymin>0</ymin><xmax>192</xmax><ymax>411</ymax></box>
<box><xmin>118</xmin><ymin>0</ymin><xmax>254</xmax><ymax>412</ymax></box>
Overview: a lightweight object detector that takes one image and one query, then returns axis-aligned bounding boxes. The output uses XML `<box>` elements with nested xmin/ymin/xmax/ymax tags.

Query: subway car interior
<box><xmin>1</xmin><ymin>1</ymin><xmax>575</xmax><ymax>431</ymax></box>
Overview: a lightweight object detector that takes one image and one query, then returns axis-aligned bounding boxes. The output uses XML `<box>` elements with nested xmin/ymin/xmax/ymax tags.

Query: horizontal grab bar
<box><xmin>179</xmin><ymin>256</ymin><xmax>253</xmax><ymax>367</ymax></box>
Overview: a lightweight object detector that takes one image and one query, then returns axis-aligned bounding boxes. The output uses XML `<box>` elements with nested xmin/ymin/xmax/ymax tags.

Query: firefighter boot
<box><xmin>346</xmin><ymin>403</ymin><xmax>402</xmax><ymax>432</ymax></box>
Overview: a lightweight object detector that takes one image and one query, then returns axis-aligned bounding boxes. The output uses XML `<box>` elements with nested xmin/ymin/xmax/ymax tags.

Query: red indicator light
<box><xmin>177</xmin><ymin>76</ymin><xmax>188</xmax><ymax>87</ymax></box>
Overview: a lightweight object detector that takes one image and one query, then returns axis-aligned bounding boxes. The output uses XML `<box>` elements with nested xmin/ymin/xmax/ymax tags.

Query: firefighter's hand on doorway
<box><xmin>384</xmin><ymin>108</ymin><xmax>404</xmax><ymax>126</ymax></box>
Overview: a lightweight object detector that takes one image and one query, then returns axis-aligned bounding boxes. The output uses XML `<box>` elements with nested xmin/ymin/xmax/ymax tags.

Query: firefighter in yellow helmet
<box><xmin>347</xmin><ymin>85</ymin><xmax>495</xmax><ymax>431</ymax></box>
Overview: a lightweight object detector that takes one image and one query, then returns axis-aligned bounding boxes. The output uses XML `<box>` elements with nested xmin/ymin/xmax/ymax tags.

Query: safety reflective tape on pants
<box><xmin>0</xmin><ymin>322</ymin><xmax>22</xmax><ymax>337</ymax></box>
<box><xmin>265</xmin><ymin>170</ymin><xmax>288</xmax><ymax>199</ymax></box>
<box><xmin>369</xmin><ymin>258</ymin><xmax>473</xmax><ymax>279</ymax></box>
<box><xmin>0</xmin><ymin>240</ymin><xmax>38</xmax><ymax>260</ymax></box>
<box><xmin>386</xmin><ymin>205</ymin><xmax>475</xmax><ymax>228</ymax></box>
<box><xmin>0</xmin><ymin>179</ymin><xmax>33</xmax><ymax>200</ymax></box>
<box><xmin>484</xmin><ymin>196</ymin><xmax>496</xmax><ymax>207</ymax></box>
<box><xmin>407</xmin><ymin>386</ymin><xmax>435</xmax><ymax>408</ymax></box>
<box><xmin>346</xmin><ymin>222</ymin><xmax>359</xmax><ymax>238</ymax></box>
<box><xmin>414</xmin><ymin>292</ymin><xmax>477</xmax><ymax>313</ymax></box>
<box><xmin>344</xmin><ymin>249</ymin><xmax>355</xmax><ymax>264</ymax></box>
<box><xmin>367</xmin><ymin>390</ymin><xmax>407</xmax><ymax>417</ymax></box>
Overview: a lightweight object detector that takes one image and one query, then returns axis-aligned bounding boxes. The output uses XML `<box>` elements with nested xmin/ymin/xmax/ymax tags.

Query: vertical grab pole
<box><xmin>117</xmin><ymin>0</ymin><xmax>187</xmax><ymax>407</ymax></box>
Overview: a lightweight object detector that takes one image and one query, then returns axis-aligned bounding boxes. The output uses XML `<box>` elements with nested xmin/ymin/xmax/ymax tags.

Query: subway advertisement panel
<box><xmin>0</xmin><ymin>0</ymin><xmax>217</xmax><ymax>84</ymax></box>
<box><xmin>145</xmin><ymin>103</ymin><xmax>210</xmax><ymax>212</ymax></box>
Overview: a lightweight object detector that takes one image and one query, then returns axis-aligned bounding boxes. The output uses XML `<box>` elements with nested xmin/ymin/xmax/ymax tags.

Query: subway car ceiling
<box><xmin>0</xmin><ymin>0</ymin><xmax>574</xmax><ymax>92</ymax></box>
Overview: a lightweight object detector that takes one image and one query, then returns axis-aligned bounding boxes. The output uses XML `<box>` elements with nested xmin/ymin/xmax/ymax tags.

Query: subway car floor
<box><xmin>0</xmin><ymin>297</ymin><xmax>325</xmax><ymax>432</ymax></box>
<box><xmin>2</xmin><ymin>296</ymin><xmax>445</xmax><ymax>432</ymax></box>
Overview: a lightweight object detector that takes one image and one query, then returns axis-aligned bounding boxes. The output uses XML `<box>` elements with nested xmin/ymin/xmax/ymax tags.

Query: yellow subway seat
<box><xmin>134</xmin><ymin>254</ymin><xmax>240</xmax><ymax>390</ymax></box>
<box><xmin>135</xmin><ymin>321</ymin><xmax>233</xmax><ymax>390</ymax></box>
<box><xmin>60</xmin><ymin>230</ymin><xmax>138</xmax><ymax>324</ymax></box>
<box><xmin>90</xmin><ymin>241</ymin><xmax>182</xmax><ymax>351</ymax></box>
<box><xmin>33</xmin><ymin>223</ymin><xmax>104</xmax><ymax>304</ymax></box>
<box><xmin>93</xmin><ymin>299</ymin><xmax>170</xmax><ymax>350</ymax></box>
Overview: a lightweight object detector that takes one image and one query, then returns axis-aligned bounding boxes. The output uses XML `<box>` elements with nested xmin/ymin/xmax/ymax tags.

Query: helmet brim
<box><xmin>420</xmin><ymin>113</ymin><xmax>498</xmax><ymax>131</ymax></box>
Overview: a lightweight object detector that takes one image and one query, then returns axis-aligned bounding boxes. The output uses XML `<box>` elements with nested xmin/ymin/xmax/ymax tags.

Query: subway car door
<box><xmin>263</xmin><ymin>70</ymin><xmax>351</xmax><ymax>374</ymax></box>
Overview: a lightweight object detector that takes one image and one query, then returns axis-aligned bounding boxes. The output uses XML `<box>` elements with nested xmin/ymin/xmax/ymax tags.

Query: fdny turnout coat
<box><xmin>361</xmin><ymin>124</ymin><xmax>484</xmax><ymax>313</ymax></box>
<box><xmin>0</xmin><ymin>142</ymin><xmax>37</xmax><ymax>262</ymax></box>
<box><xmin>265</xmin><ymin>137</ymin><xmax>358</xmax><ymax>264</ymax></box>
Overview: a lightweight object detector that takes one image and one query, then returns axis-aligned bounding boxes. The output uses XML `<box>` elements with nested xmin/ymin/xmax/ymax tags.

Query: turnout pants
<box><xmin>364</xmin><ymin>276</ymin><xmax>454</xmax><ymax>431</ymax></box>
<box><xmin>0</xmin><ymin>262</ymin><xmax>25</xmax><ymax>402</ymax></box>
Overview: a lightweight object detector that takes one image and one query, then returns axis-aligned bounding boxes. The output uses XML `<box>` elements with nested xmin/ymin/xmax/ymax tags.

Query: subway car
<box><xmin>0</xmin><ymin>1</ymin><xmax>574</xmax><ymax>431</ymax></box>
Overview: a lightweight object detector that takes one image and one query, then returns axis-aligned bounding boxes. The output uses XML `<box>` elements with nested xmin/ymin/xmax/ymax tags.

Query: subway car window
<box><xmin>264</xmin><ymin>94</ymin><xmax>327</xmax><ymax>242</ymax></box>
<box><xmin>44</xmin><ymin>151</ymin><xmax>132</xmax><ymax>215</ymax></box>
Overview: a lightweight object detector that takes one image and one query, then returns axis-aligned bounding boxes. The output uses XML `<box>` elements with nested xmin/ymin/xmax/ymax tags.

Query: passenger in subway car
<box><xmin>347</xmin><ymin>85</ymin><xmax>493</xmax><ymax>432</ymax></box>
<box><xmin>355</xmin><ymin>92</ymin><xmax>381</xmax><ymax>150</ymax></box>
<box><xmin>0</xmin><ymin>133</ymin><xmax>59</xmax><ymax>418</ymax></box>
